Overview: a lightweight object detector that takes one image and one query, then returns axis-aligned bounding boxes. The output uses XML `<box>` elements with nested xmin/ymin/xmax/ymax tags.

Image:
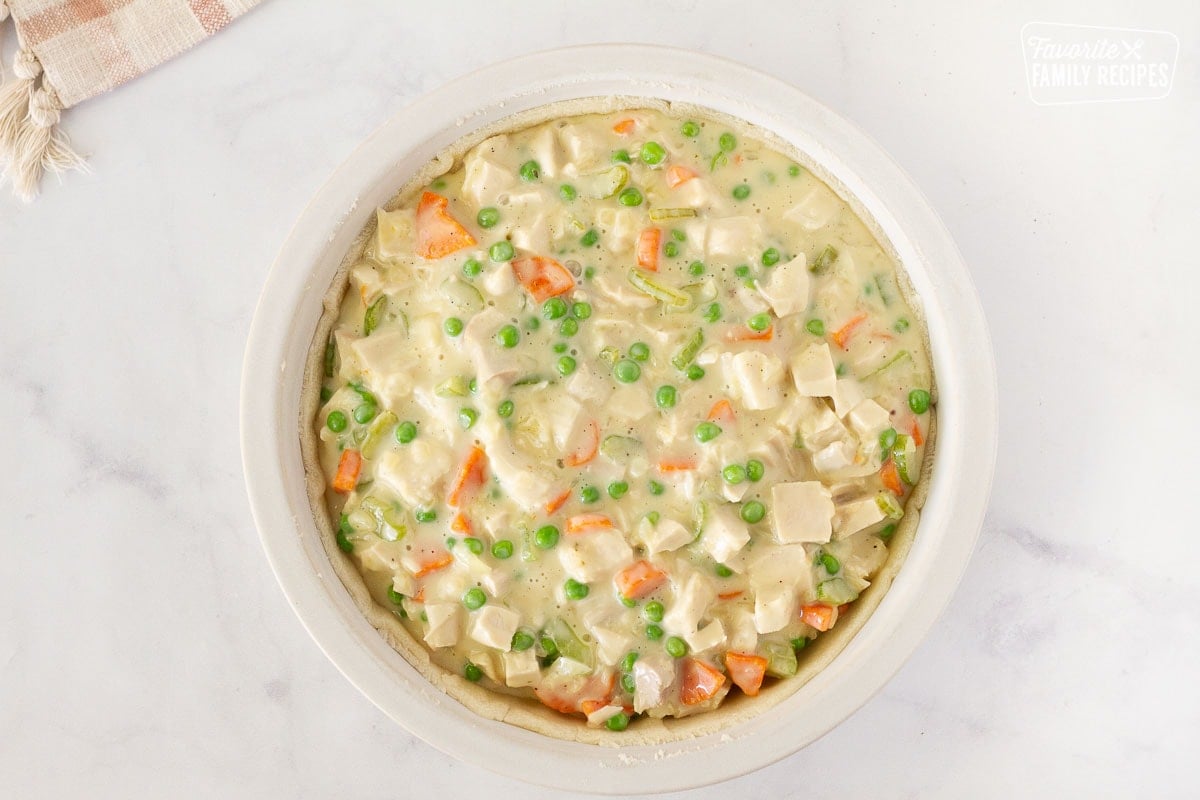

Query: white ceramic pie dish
<box><xmin>240</xmin><ymin>45</ymin><xmax>997</xmax><ymax>794</ymax></box>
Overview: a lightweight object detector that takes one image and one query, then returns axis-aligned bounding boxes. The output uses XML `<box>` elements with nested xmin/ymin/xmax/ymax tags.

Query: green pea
<box><xmin>620</xmin><ymin>595</ymin><xmax>638</xmax><ymax>608</ymax></box>
<box><xmin>645</xmin><ymin>624</ymin><xmax>664</xmax><ymax>641</ymax></box>
<box><xmin>741</xmin><ymin>500</ymin><xmax>766</xmax><ymax>524</ymax></box>
<box><xmin>878</xmin><ymin>523</ymin><xmax>897</xmax><ymax>541</ymax></box>
<box><xmin>879</xmin><ymin>428</ymin><xmax>898</xmax><ymax>452</ymax></box>
<box><xmin>643</xmin><ymin>601</ymin><xmax>664</xmax><ymax>622</ymax></box>
<box><xmin>747</xmin><ymin>313</ymin><xmax>771</xmax><ymax>332</ymax></box>
<box><xmin>663</xmin><ymin>241</ymin><xmax>679</xmax><ymax>258</ymax></box>
<box><xmin>539</xmin><ymin>636</ymin><xmax>559</xmax><ymax>659</ymax></box>
<box><xmin>619</xmin><ymin>651</ymin><xmax>639</xmax><ymax>672</ymax></box>
<box><xmin>734</xmin><ymin>265</ymin><xmax>751</xmax><ymax>279</ymax></box>
<box><xmin>564</xmin><ymin>578</ymin><xmax>590</xmax><ymax>600</ymax></box>
<box><xmin>326</xmin><ymin>410</ymin><xmax>347</xmax><ymax>432</ymax></box>
<box><xmin>571</xmin><ymin>301</ymin><xmax>592</xmax><ymax>320</ymax></box>
<box><xmin>732</xmin><ymin>184</ymin><xmax>751</xmax><ymax>200</ymax></box>
<box><xmin>655</xmin><ymin>385</ymin><xmax>677</xmax><ymax>409</ymax></box>
<box><xmin>722</xmin><ymin>464</ymin><xmax>746</xmax><ymax>484</ymax></box>
<box><xmin>580</xmin><ymin>485</ymin><xmax>600</xmax><ymax>504</ymax></box>
<box><xmin>519</xmin><ymin>160</ymin><xmax>540</xmax><ymax>181</ymax></box>
<box><xmin>681</xmin><ymin>120</ymin><xmax>700</xmax><ymax>137</ymax></box>
<box><xmin>511</xmin><ymin>629</ymin><xmax>535</xmax><ymax>651</ymax></box>
<box><xmin>791</xmin><ymin>636</ymin><xmax>810</xmax><ymax>651</ymax></box>
<box><xmin>559</xmin><ymin>184</ymin><xmax>577</xmax><ymax>201</ymax></box>
<box><xmin>606</xmin><ymin>712</ymin><xmax>630</xmax><ymax>732</ymax></box>
<box><xmin>648</xmin><ymin>481</ymin><xmax>665</xmax><ymax>496</ymax></box>
<box><xmin>836</xmin><ymin>362</ymin><xmax>848</xmax><ymax>377</ymax></box>
<box><xmin>553</xmin><ymin>342</ymin><xmax>568</xmax><ymax>354</ymax></box>
<box><xmin>415</xmin><ymin>508</ymin><xmax>436</xmax><ymax>523</ymax></box>
<box><xmin>820</xmin><ymin>552</ymin><xmax>841</xmax><ymax>574</ymax></box>
<box><xmin>618</xmin><ymin>187</ymin><xmax>643</xmax><ymax>207</ymax></box>
<box><xmin>469</xmin><ymin>378</ymin><xmax>478</xmax><ymax>394</ymax></box>
<box><xmin>639</xmin><ymin>141</ymin><xmax>667</xmax><ymax>165</ymax></box>
<box><xmin>806</xmin><ymin>319</ymin><xmax>825</xmax><ymax>336</ymax></box>
<box><xmin>612</xmin><ymin>149</ymin><xmax>632</xmax><ymax>164</ymax></box>
<box><xmin>320</xmin><ymin>386</ymin><xmax>332</xmax><ymax>403</ymax></box>
<box><xmin>559</xmin><ymin>318</ymin><xmax>579</xmax><ymax>337</ymax></box>
<box><xmin>495</xmin><ymin>324</ymin><xmax>520</xmax><ymax>348</ymax></box>
<box><xmin>688</xmin><ymin>260</ymin><xmax>705</xmax><ymax>276</ymax></box>
<box><xmin>620</xmin><ymin>672</ymin><xmax>637</xmax><ymax>694</ymax></box>
<box><xmin>489</xmin><ymin>240</ymin><xmax>515</xmax><ymax>262</ymax></box>
<box><xmin>584</xmin><ymin>266</ymin><xmax>596</xmax><ymax>279</ymax></box>
<box><xmin>894</xmin><ymin>317</ymin><xmax>911</xmax><ymax>333</ymax></box>
<box><xmin>535</xmin><ymin>525</ymin><xmax>560</xmax><ymax>550</ymax></box>
<box><xmin>746</xmin><ymin>459</ymin><xmax>765</xmax><ymax>482</ymax></box>
<box><xmin>463</xmin><ymin>587</ymin><xmax>486</xmax><ymax>610</ymax></box>
<box><xmin>614</xmin><ymin>359</ymin><xmax>641</xmax><ymax>383</ymax></box>
<box><xmin>703</xmin><ymin>302</ymin><xmax>722</xmax><ymax>323</ymax></box>
<box><xmin>581</xmin><ymin>229</ymin><xmax>599</xmax><ymax>247</ymax></box>
<box><xmin>336</xmin><ymin>515</ymin><xmax>354</xmax><ymax>553</ymax></box>
<box><xmin>464</xmin><ymin>662</ymin><xmax>483</xmax><ymax>682</ymax></box>
<box><xmin>646</xmin><ymin>511</ymin><xmax>661</xmax><ymax>524</ymax></box>
<box><xmin>459</xmin><ymin>407</ymin><xmax>478</xmax><ymax>430</ymax></box>
<box><xmin>464</xmin><ymin>537</ymin><xmax>484</xmax><ymax>555</ymax></box>
<box><xmin>686</xmin><ymin>364</ymin><xmax>705</xmax><ymax>381</ymax></box>
<box><xmin>543</xmin><ymin>297</ymin><xmax>568</xmax><ymax>320</ymax></box>
<box><xmin>715</xmin><ymin>563</ymin><xmax>734</xmax><ymax>578</ymax></box>
<box><xmin>444</xmin><ymin>317</ymin><xmax>464</xmax><ymax>336</ymax></box>
<box><xmin>557</xmin><ymin>355</ymin><xmax>577</xmax><ymax>376</ymax></box>
<box><xmin>908</xmin><ymin>389</ymin><xmax>931</xmax><ymax>414</ymax></box>
<box><xmin>671</xmin><ymin>228</ymin><xmax>687</xmax><ymax>242</ymax></box>
<box><xmin>497</xmin><ymin>400</ymin><xmax>515</xmax><ymax>418</ymax></box>
<box><xmin>387</xmin><ymin>584</ymin><xmax>404</xmax><ymax>604</ymax></box>
<box><xmin>462</xmin><ymin>258</ymin><xmax>483</xmax><ymax>278</ymax></box>
<box><xmin>788</xmin><ymin>163</ymin><xmax>802</xmax><ymax>177</ymax></box>
<box><xmin>353</xmin><ymin>403</ymin><xmax>377</xmax><ymax>424</ymax></box>
<box><xmin>718</xmin><ymin>132</ymin><xmax>737</xmax><ymax>152</ymax></box>
<box><xmin>761</xmin><ymin>247</ymin><xmax>781</xmax><ymax>267</ymax></box>
<box><xmin>492</xmin><ymin>539</ymin><xmax>514</xmax><ymax>559</ymax></box>
<box><xmin>629</xmin><ymin>342</ymin><xmax>650</xmax><ymax>362</ymax></box>
<box><xmin>695</xmin><ymin>422</ymin><xmax>722</xmax><ymax>443</ymax></box>
<box><xmin>476</xmin><ymin>207</ymin><xmax>499</xmax><ymax>228</ymax></box>
<box><xmin>665</xmin><ymin>636</ymin><xmax>688</xmax><ymax>659</ymax></box>
<box><xmin>607</xmin><ymin>481</ymin><xmax>629</xmax><ymax>499</ymax></box>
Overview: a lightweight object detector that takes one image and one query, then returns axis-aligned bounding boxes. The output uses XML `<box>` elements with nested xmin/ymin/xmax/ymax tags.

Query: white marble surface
<box><xmin>2</xmin><ymin>1</ymin><xmax>1197</xmax><ymax>796</ymax></box>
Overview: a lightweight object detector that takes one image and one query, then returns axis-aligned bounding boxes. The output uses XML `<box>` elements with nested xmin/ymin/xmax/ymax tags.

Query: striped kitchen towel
<box><xmin>0</xmin><ymin>0</ymin><xmax>261</xmax><ymax>200</ymax></box>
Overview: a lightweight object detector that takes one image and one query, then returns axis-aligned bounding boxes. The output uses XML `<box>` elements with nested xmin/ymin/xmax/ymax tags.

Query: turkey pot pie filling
<box><xmin>314</xmin><ymin>109</ymin><xmax>932</xmax><ymax>730</ymax></box>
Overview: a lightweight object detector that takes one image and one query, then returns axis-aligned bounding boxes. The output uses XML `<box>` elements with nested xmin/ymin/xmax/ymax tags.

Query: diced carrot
<box><xmin>680</xmin><ymin>658</ymin><xmax>727</xmax><ymax>705</ymax></box>
<box><xmin>838</xmin><ymin>603</ymin><xmax>851</xmax><ymax>615</ymax></box>
<box><xmin>665</xmin><ymin>165</ymin><xmax>697</xmax><ymax>188</ymax></box>
<box><xmin>580</xmin><ymin>699</ymin><xmax>607</xmax><ymax>715</ymax></box>
<box><xmin>511</xmin><ymin>255</ymin><xmax>576</xmax><ymax>304</ymax></box>
<box><xmin>414</xmin><ymin>552</ymin><xmax>453</xmax><ymax>578</ymax></box>
<box><xmin>880</xmin><ymin>458</ymin><xmax>904</xmax><ymax>496</ymax></box>
<box><xmin>412</xmin><ymin>587</ymin><xmax>425</xmax><ymax>603</ymax></box>
<box><xmin>724</xmin><ymin>652</ymin><xmax>769</xmax><ymax>697</ymax></box>
<box><xmin>564</xmin><ymin>419</ymin><xmax>599</xmax><ymax>467</ymax></box>
<box><xmin>535</xmin><ymin>687</ymin><xmax>579</xmax><ymax>715</ymax></box>
<box><xmin>717</xmin><ymin>590</ymin><xmax>744</xmax><ymax>601</ymax></box>
<box><xmin>799</xmin><ymin>603</ymin><xmax>836</xmax><ymax>632</ymax></box>
<box><xmin>545</xmin><ymin>488</ymin><xmax>571</xmax><ymax>516</ymax></box>
<box><xmin>831</xmin><ymin>313</ymin><xmax>868</xmax><ymax>349</ymax></box>
<box><xmin>910</xmin><ymin>419</ymin><xmax>924</xmax><ymax>447</ymax></box>
<box><xmin>332</xmin><ymin>449</ymin><xmax>362</xmax><ymax>493</ymax></box>
<box><xmin>414</xmin><ymin>191</ymin><xmax>476</xmax><ymax>260</ymax></box>
<box><xmin>636</xmin><ymin>227</ymin><xmax>662</xmax><ymax>271</ymax></box>
<box><xmin>725</xmin><ymin>325</ymin><xmax>774</xmax><ymax>342</ymax></box>
<box><xmin>536</xmin><ymin>672</ymin><xmax>615</xmax><ymax>716</ymax></box>
<box><xmin>612</xmin><ymin>118</ymin><xmax>635</xmax><ymax>135</ymax></box>
<box><xmin>706</xmin><ymin>398</ymin><xmax>736</xmax><ymax>424</ymax></box>
<box><xmin>656</xmin><ymin>457</ymin><xmax>697</xmax><ymax>473</ymax></box>
<box><xmin>447</xmin><ymin>446</ymin><xmax>487</xmax><ymax>508</ymax></box>
<box><xmin>566</xmin><ymin>513</ymin><xmax>613</xmax><ymax>534</ymax></box>
<box><xmin>450</xmin><ymin>512</ymin><xmax>472</xmax><ymax>535</ymax></box>
<box><xmin>615</xmin><ymin>560</ymin><xmax>668</xmax><ymax>600</ymax></box>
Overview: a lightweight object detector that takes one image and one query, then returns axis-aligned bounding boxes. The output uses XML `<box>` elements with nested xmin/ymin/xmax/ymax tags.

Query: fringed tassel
<box><xmin>0</xmin><ymin>42</ymin><xmax>87</xmax><ymax>201</ymax></box>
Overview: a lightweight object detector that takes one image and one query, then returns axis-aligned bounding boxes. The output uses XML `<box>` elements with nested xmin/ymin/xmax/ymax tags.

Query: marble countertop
<box><xmin>3</xmin><ymin>1</ymin><xmax>1196</xmax><ymax>797</ymax></box>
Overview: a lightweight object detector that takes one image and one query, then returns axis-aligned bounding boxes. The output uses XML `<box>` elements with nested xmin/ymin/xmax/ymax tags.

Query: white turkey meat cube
<box><xmin>526</xmin><ymin>126</ymin><xmax>564</xmax><ymax>178</ymax></box>
<box><xmin>770</xmin><ymin>481</ymin><xmax>834</xmax><ymax>544</ymax></box>
<box><xmin>633</xmin><ymin>652</ymin><xmax>676</xmax><ymax>714</ymax></box>
<box><xmin>831</xmin><ymin>378</ymin><xmax>866</xmax><ymax>418</ymax></box>
<box><xmin>546</xmin><ymin>395</ymin><xmax>584</xmax><ymax>451</ymax></box>
<box><xmin>698</xmin><ymin>504</ymin><xmax>751</xmax><ymax>563</ymax></box>
<box><xmin>558</xmin><ymin>529</ymin><xmax>633</xmax><ymax>584</ymax></box>
<box><xmin>847</xmin><ymin>398</ymin><xmax>892</xmax><ymax>439</ymax></box>
<box><xmin>783</xmin><ymin>184</ymin><xmax>842</xmax><ymax>230</ymax></box>
<box><xmin>835</xmin><ymin>496</ymin><xmax>888</xmax><ymax>538</ymax></box>
<box><xmin>502</xmin><ymin>649</ymin><xmax>541</xmax><ymax>688</ymax></box>
<box><xmin>724</xmin><ymin>606</ymin><xmax>759</xmax><ymax>653</ymax></box>
<box><xmin>373</xmin><ymin>207</ymin><xmax>416</xmax><ymax>260</ymax></box>
<box><xmin>462</xmin><ymin>308</ymin><xmax>533</xmax><ymax>386</ymax></box>
<box><xmin>704</xmin><ymin>216</ymin><xmax>762</xmax><ymax>261</ymax></box>
<box><xmin>791</xmin><ymin>343</ymin><xmax>837</xmax><ymax>398</ymax></box>
<box><xmin>557</xmin><ymin>123</ymin><xmax>605</xmax><ymax>171</ymax></box>
<box><xmin>609</xmin><ymin>385</ymin><xmax>655</xmax><ymax>423</ymax></box>
<box><xmin>461</xmin><ymin>135</ymin><xmax>517</xmax><ymax>207</ymax></box>
<box><xmin>727</xmin><ymin>350</ymin><xmax>785</xmax><ymax>410</ymax></box>
<box><xmin>686</xmin><ymin>620</ymin><xmax>727</xmax><ymax>653</ymax></box>
<box><xmin>374</xmin><ymin>443</ymin><xmax>451</xmax><ymax>509</ymax></box>
<box><xmin>753</xmin><ymin>583</ymin><xmax>796</xmax><ymax>634</ymax></box>
<box><xmin>349</xmin><ymin>329</ymin><xmax>418</xmax><ymax>407</ymax></box>
<box><xmin>754</xmin><ymin>255</ymin><xmax>810</xmax><ymax>319</ymax></box>
<box><xmin>641</xmin><ymin>516</ymin><xmax>693</xmax><ymax>556</ymax></box>
<box><xmin>480</xmin><ymin>260</ymin><xmax>516</xmax><ymax>297</ymax></box>
<box><xmin>423</xmin><ymin>603</ymin><xmax>462</xmax><ymax>648</ymax></box>
<box><xmin>510</xmin><ymin>212</ymin><xmax>551</xmax><ymax>254</ymax></box>
<box><xmin>468</xmin><ymin>605</ymin><xmax>520</xmax><ymax>651</ymax></box>
<box><xmin>591</xmin><ymin>626</ymin><xmax>633</xmax><ymax>666</ymax></box>
<box><xmin>662</xmin><ymin>571</ymin><xmax>716</xmax><ymax>637</ymax></box>
<box><xmin>800</xmin><ymin>404</ymin><xmax>850</xmax><ymax>450</ymax></box>
<box><xmin>812</xmin><ymin>440</ymin><xmax>857</xmax><ymax>476</ymax></box>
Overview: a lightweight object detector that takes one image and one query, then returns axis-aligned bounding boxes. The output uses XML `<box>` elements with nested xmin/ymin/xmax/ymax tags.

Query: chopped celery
<box><xmin>512</xmin><ymin>374</ymin><xmax>548</xmax><ymax>387</ymax></box>
<box><xmin>648</xmin><ymin>207</ymin><xmax>697</xmax><ymax>221</ymax></box>
<box><xmin>762</xmin><ymin>639</ymin><xmax>798</xmax><ymax>677</ymax></box>
<box><xmin>576</xmin><ymin>165</ymin><xmax>629</xmax><ymax>199</ymax></box>
<box><xmin>892</xmin><ymin>434</ymin><xmax>917</xmax><ymax>485</ymax></box>
<box><xmin>440</xmin><ymin>277</ymin><xmax>484</xmax><ymax>313</ymax></box>
<box><xmin>874</xmin><ymin>272</ymin><xmax>898</xmax><ymax>306</ymax></box>
<box><xmin>363</xmin><ymin>295</ymin><xmax>387</xmax><ymax>335</ymax></box>
<box><xmin>692</xmin><ymin>500</ymin><xmax>709</xmax><ymax>540</ymax></box>
<box><xmin>600</xmin><ymin>434</ymin><xmax>643</xmax><ymax>462</ymax></box>
<box><xmin>628</xmin><ymin>269</ymin><xmax>693</xmax><ymax>310</ymax></box>
<box><xmin>435</xmin><ymin>376</ymin><xmax>471</xmax><ymax>397</ymax></box>
<box><xmin>545</xmin><ymin>618</ymin><xmax>592</xmax><ymax>666</ymax></box>
<box><xmin>348</xmin><ymin>382</ymin><xmax>377</xmax><ymax>406</ymax></box>
<box><xmin>360</xmin><ymin>411</ymin><xmax>398</xmax><ymax>458</ymax></box>
<box><xmin>866</xmin><ymin>349</ymin><xmax>911</xmax><ymax>378</ymax></box>
<box><xmin>710</xmin><ymin>151</ymin><xmax>728</xmax><ymax>172</ymax></box>
<box><xmin>323</xmin><ymin>336</ymin><xmax>336</xmax><ymax>378</ymax></box>
<box><xmin>670</xmin><ymin>328</ymin><xmax>705</xmax><ymax>370</ymax></box>
<box><xmin>359</xmin><ymin>496</ymin><xmax>407</xmax><ymax>541</ymax></box>
<box><xmin>816</xmin><ymin>577</ymin><xmax>859</xmax><ymax>604</ymax></box>
<box><xmin>876</xmin><ymin>492</ymin><xmax>905</xmax><ymax>520</ymax></box>
<box><xmin>810</xmin><ymin>244</ymin><xmax>839</xmax><ymax>274</ymax></box>
<box><xmin>599</xmin><ymin>346</ymin><xmax>620</xmax><ymax>366</ymax></box>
